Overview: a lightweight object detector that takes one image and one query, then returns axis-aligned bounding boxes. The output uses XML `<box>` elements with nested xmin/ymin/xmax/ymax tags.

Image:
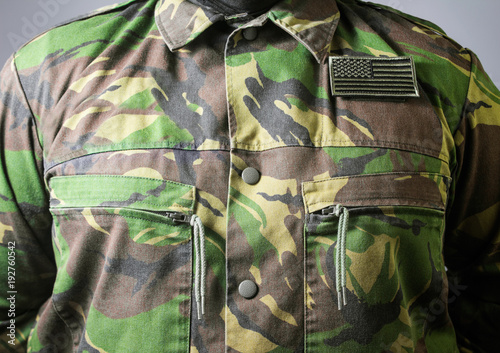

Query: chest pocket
<box><xmin>302</xmin><ymin>172</ymin><xmax>453</xmax><ymax>351</ymax></box>
<box><xmin>48</xmin><ymin>175</ymin><xmax>195</xmax><ymax>353</ymax></box>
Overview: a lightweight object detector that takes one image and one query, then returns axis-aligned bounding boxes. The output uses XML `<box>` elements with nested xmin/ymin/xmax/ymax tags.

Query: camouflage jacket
<box><xmin>1</xmin><ymin>0</ymin><xmax>499</xmax><ymax>352</ymax></box>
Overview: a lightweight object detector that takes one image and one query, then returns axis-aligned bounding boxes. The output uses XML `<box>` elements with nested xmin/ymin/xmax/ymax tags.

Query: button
<box><xmin>239</xmin><ymin>280</ymin><xmax>258</xmax><ymax>299</ymax></box>
<box><xmin>242</xmin><ymin>27</ymin><xmax>258</xmax><ymax>41</ymax></box>
<box><xmin>242</xmin><ymin>167</ymin><xmax>260</xmax><ymax>185</ymax></box>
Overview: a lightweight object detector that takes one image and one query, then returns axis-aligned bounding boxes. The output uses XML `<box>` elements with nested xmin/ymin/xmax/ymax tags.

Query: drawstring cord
<box><xmin>178</xmin><ymin>205</ymin><xmax>348</xmax><ymax>317</ymax></box>
<box><xmin>190</xmin><ymin>214</ymin><xmax>206</xmax><ymax>320</ymax></box>
<box><xmin>166</xmin><ymin>211</ymin><xmax>206</xmax><ymax>319</ymax></box>
<box><xmin>333</xmin><ymin>204</ymin><xmax>349</xmax><ymax>310</ymax></box>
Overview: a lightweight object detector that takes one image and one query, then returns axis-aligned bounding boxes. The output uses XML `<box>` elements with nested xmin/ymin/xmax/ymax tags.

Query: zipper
<box><xmin>167</xmin><ymin>211</ymin><xmax>206</xmax><ymax>320</ymax></box>
<box><xmin>313</xmin><ymin>204</ymin><xmax>350</xmax><ymax>310</ymax></box>
<box><xmin>165</xmin><ymin>211</ymin><xmax>192</xmax><ymax>224</ymax></box>
<box><xmin>52</xmin><ymin>206</ymin><xmax>193</xmax><ymax>224</ymax></box>
<box><xmin>320</xmin><ymin>205</ymin><xmax>340</xmax><ymax>216</ymax></box>
<box><xmin>151</xmin><ymin>211</ymin><xmax>207</xmax><ymax>320</ymax></box>
<box><xmin>315</xmin><ymin>205</ymin><xmax>367</xmax><ymax>216</ymax></box>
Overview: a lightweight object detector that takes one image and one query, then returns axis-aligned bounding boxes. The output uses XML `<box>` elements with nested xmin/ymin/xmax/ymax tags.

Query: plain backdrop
<box><xmin>1</xmin><ymin>0</ymin><xmax>499</xmax><ymax>87</ymax></box>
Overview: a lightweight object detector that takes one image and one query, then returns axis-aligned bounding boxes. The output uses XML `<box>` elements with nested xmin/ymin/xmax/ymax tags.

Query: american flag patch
<box><xmin>329</xmin><ymin>56</ymin><xmax>419</xmax><ymax>99</ymax></box>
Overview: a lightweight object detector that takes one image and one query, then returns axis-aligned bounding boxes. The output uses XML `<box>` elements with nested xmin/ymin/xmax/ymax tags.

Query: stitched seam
<box><xmin>51</xmin><ymin>215</ymin><xmax>77</xmax><ymax>347</ymax></box>
<box><xmin>51</xmin><ymin>210</ymin><xmax>192</xmax><ymax>226</ymax></box>
<box><xmin>51</xmin><ymin>297</ymin><xmax>76</xmax><ymax>348</ymax></box>
<box><xmin>168</xmin><ymin>17</ymin><xmax>215</xmax><ymax>48</ymax></box>
<box><xmin>303</xmin><ymin>224</ymin><xmax>309</xmax><ymax>353</ymax></box>
<box><xmin>51</xmin><ymin>201</ymin><xmax>190</xmax><ymax>208</ymax></box>
<box><xmin>49</xmin><ymin>175</ymin><xmax>195</xmax><ymax>210</ymax></box>
<box><xmin>46</xmin><ymin>142</ymin><xmax>232</xmax><ymax>169</ymax></box>
<box><xmin>303</xmin><ymin>172</ymin><xmax>449</xmax><ymax>211</ymax></box>
<box><xmin>46</xmin><ymin>141</ymin><xmax>444</xmax><ymax>172</ymax></box>
<box><xmin>233</xmin><ymin>138</ymin><xmax>442</xmax><ymax>153</ymax></box>
<box><xmin>303</xmin><ymin>171</ymin><xmax>446</xmax><ymax>184</ymax></box>
<box><xmin>306</xmin><ymin>197</ymin><xmax>444</xmax><ymax>210</ymax></box>
<box><xmin>49</xmin><ymin>174</ymin><xmax>193</xmax><ymax>189</ymax></box>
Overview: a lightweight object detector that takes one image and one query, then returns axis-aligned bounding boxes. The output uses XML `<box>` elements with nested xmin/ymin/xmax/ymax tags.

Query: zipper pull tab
<box><xmin>165</xmin><ymin>211</ymin><xmax>191</xmax><ymax>224</ymax></box>
<box><xmin>321</xmin><ymin>204</ymin><xmax>343</xmax><ymax>216</ymax></box>
<box><xmin>322</xmin><ymin>205</ymin><xmax>335</xmax><ymax>216</ymax></box>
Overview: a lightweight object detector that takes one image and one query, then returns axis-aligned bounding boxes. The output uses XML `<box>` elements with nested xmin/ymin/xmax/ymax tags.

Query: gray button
<box><xmin>242</xmin><ymin>167</ymin><xmax>260</xmax><ymax>185</ymax></box>
<box><xmin>242</xmin><ymin>27</ymin><xmax>258</xmax><ymax>41</ymax></box>
<box><xmin>239</xmin><ymin>280</ymin><xmax>258</xmax><ymax>299</ymax></box>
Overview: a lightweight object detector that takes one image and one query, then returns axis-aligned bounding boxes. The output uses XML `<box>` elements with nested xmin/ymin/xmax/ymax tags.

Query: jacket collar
<box><xmin>155</xmin><ymin>0</ymin><xmax>340</xmax><ymax>63</ymax></box>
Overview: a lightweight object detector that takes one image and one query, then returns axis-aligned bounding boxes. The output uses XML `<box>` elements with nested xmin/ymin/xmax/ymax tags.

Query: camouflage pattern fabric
<box><xmin>1</xmin><ymin>0</ymin><xmax>499</xmax><ymax>352</ymax></box>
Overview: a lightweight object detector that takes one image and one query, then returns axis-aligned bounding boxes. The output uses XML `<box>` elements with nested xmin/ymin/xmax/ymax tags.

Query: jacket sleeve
<box><xmin>0</xmin><ymin>56</ymin><xmax>55</xmax><ymax>352</ymax></box>
<box><xmin>445</xmin><ymin>50</ymin><xmax>500</xmax><ymax>353</ymax></box>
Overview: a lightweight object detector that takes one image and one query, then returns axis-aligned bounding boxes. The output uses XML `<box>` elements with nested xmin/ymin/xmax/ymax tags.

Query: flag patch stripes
<box><xmin>329</xmin><ymin>56</ymin><xmax>419</xmax><ymax>99</ymax></box>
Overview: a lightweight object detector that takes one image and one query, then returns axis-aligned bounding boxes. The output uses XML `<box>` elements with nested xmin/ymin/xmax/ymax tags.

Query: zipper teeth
<box><xmin>51</xmin><ymin>206</ymin><xmax>191</xmax><ymax>224</ymax></box>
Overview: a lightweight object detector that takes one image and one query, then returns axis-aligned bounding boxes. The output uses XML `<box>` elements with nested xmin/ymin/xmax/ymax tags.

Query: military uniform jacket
<box><xmin>1</xmin><ymin>0</ymin><xmax>499</xmax><ymax>352</ymax></box>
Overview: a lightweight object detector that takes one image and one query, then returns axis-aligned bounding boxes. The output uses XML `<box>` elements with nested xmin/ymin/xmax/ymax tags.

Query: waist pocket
<box><xmin>302</xmin><ymin>172</ymin><xmax>455</xmax><ymax>352</ymax></box>
<box><xmin>47</xmin><ymin>175</ymin><xmax>195</xmax><ymax>353</ymax></box>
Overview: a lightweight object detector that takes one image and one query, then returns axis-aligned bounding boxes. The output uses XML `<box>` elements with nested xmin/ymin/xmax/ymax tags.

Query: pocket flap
<box><xmin>49</xmin><ymin>175</ymin><xmax>195</xmax><ymax>214</ymax></box>
<box><xmin>302</xmin><ymin>172</ymin><xmax>450</xmax><ymax>214</ymax></box>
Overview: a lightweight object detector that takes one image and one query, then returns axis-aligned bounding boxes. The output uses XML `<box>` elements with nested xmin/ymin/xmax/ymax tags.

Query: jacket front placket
<box><xmin>156</xmin><ymin>0</ymin><xmax>341</xmax><ymax>351</ymax></box>
<box><xmin>223</xmin><ymin>7</ymin><xmax>341</xmax><ymax>353</ymax></box>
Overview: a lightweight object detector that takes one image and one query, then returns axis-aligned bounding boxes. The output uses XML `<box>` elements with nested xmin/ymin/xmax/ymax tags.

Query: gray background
<box><xmin>1</xmin><ymin>0</ymin><xmax>499</xmax><ymax>87</ymax></box>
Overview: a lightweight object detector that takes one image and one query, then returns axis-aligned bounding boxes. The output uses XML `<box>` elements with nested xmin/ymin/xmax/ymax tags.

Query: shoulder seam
<box><xmin>55</xmin><ymin>0</ymin><xmax>145</xmax><ymax>27</ymax></box>
<box><xmin>352</xmin><ymin>0</ymin><xmax>470</xmax><ymax>54</ymax></box>
<box><xmin>10</xmin><ymin>57</ymin><xmax>45</xmax><ymax>153</ymax></box>
<box><xmin>13</xmin><ymin>0</ymin><xmax>146</xmax><ymax>56</ymax></box>
<box><xmin>459</xmin><ymin>49</ymin><xmax>475</xmax><ymax>130</ymax></box>
<box><xmin>353</xmin><ymin>0</ymin><xmax>447</xmax><ymax>36</ymax></box>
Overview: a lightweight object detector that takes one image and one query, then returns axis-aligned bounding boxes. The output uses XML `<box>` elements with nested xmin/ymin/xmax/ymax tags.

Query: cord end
<box><xmin>197</xmin><ymin>301</ymin><xmax>202</xmax><ymax>320</ymax></box>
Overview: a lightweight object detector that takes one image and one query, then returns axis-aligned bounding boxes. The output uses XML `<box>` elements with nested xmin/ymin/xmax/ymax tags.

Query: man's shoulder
<box><xmin>351</xmin><ymin>0</ymin><xmax>447</xmax><ymax>35</ymax></box>
<box><xmin>337</xmin><ymin>0</ymin><xmax>467</xmax><ymax>64</ymax></box>
<box><xmin>336</xmin><ymin>0</ymin><xmax>473</xmax><ymax>132</ymax></box>
<box><xmin>13</xmin><ymin>0</ymin><xmax>153</xmax><ymax>72</ymax></box>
